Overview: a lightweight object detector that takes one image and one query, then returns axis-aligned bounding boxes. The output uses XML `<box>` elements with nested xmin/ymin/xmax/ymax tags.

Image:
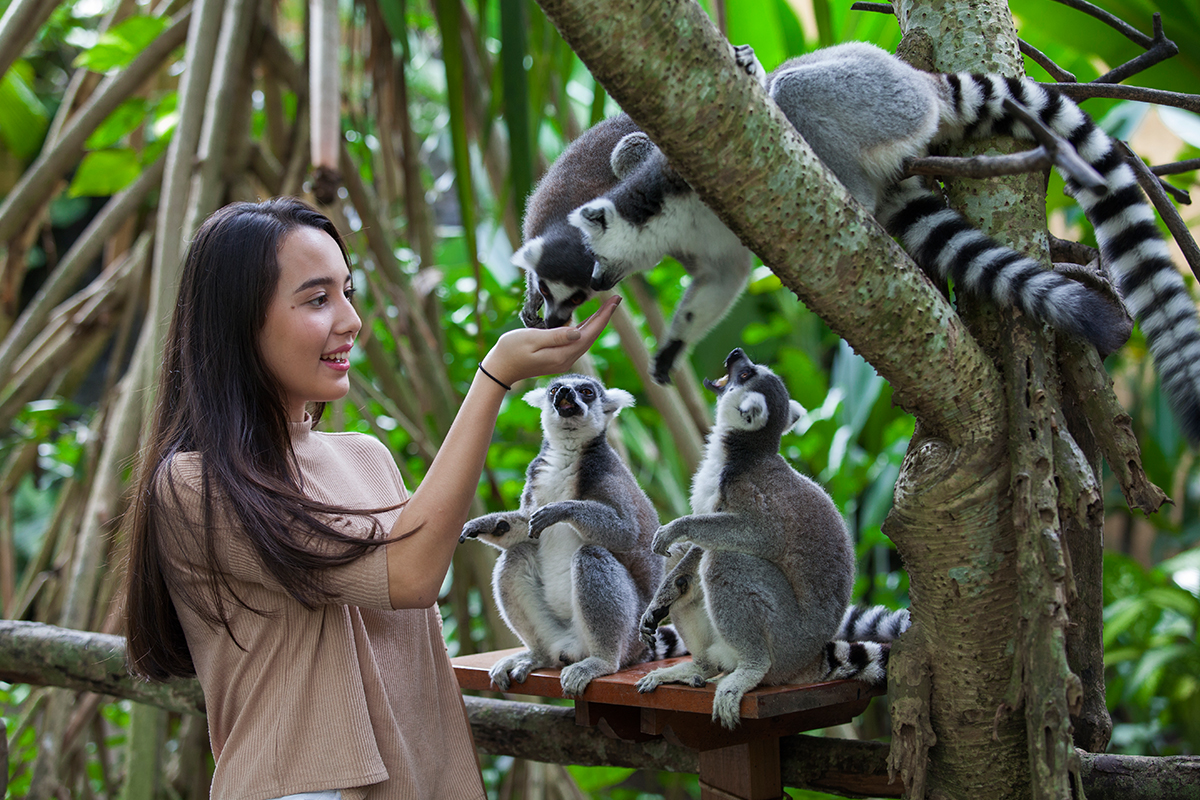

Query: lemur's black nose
<box><xmin>552</xmin><ymin>386</ymin><xmax>582</xmax><ymax>417</ymax></box>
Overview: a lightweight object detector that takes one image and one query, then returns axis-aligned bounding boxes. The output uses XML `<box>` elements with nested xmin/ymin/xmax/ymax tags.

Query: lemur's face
<box><xmin>537</xmin><ymin>277</ymin><xmax>593</xmax><ymax>329</ymax></box>
<box><xmin>514</xmin><ymin>233</ymin><xmax>597</xmax><ymax>329</ymax></box>
<box><xmin>524</xmin><ymin>375</ymin><xmax>635</xmax><ymax>444</ymax></box>
<box><xmin>706</xmin><ymin>349</ymin><xmax>801</xmax><ymax>435</ymax></box>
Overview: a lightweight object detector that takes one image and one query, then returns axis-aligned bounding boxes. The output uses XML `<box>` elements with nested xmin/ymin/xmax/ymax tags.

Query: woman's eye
<box><xmin>345</xmin><ymin>287</ymin><xmax>357</xmax><ymax>301</ymax></box>
<box><xmin>309</xmin><ymin>294</ymin><xmax>329</xmax><ymax>307</ymax></box>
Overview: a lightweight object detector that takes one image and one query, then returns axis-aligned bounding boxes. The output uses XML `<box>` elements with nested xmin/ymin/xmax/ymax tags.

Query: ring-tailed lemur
<box><xmin>459</xmin><ymin>374</ymin><xmax>682</xmax><ymax>696</ymax></box>
<box><xmin>565</xmin><ymin>42</ymin><xmax>1200</xmax><ymax>440</ymax></box>
<box><xmin>634</xmin><ymin>348</ymin><xmax>906</xmax><ymax>729</ymax></box>
<box><xmin>515</xmin><ymin>43</ymin><xmax>765</xmax><ymax>383</ymax></box>
<box><xmin>513</xmin><ymin>113</ymin><xmax>641</xmax><ymax>330</ymax></box>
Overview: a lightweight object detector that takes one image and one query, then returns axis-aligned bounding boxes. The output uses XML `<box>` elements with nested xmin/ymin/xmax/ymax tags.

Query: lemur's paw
<box><xmin>652</xmin><ymin>340</ymin><xmax>684</xmax><ymax>385</ymax></box>
<box><xmin>639</xmin><ymin>603</ymin><xmax>669</xmax><ymax>646</ymax></box>
<box><xmin>460</xmin><ymin>518</ymin><xmax>509</xmax><ymax>543</ymax></box>
<box><xmin>639</xmin><ymin>625</ymin><xmax>658</xmax><ymax>649</ymax></box>
<box><xmin>688</xmin><ymin>675</ymin><xmax>707</xmax><ymax>688</ymax></box>
<box><xmin>488</xmin><ymin>663</ymin><xmax>513</xmax><ymax>691</ymax></box>
<box><xmin>519</xmin><ymin>307</ymin><xmax>548</xmax><ymax>329</ymax></box>
<box><xmin>529</xmin><ymin>505</ymin><xmax>569</xmax><ymax>539</ymax></box>
<box><xmin>732</xmin><ymin>44</ymin><xmax>766</xmax><ymax>86</ymax></box>
<box><xmin>712</xmin><ymin>688</ymin><xmax>745</xmax><ymax>730</ymax></box>
<box><xmin>636</xmin><ymin>672</ymin><xmax>664</xmax><ymax>694</ymax></box>
<box><xmin>651</xmin><ymin>525</ymin><xmax>680</xmax><ymax>557</ymax></box>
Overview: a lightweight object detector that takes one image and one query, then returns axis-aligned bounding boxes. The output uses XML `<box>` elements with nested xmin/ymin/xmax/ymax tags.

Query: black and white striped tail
<box><xmin>837</xmin><ymin>604</ymin><xmax>910</xmax><ymax>642</ymax></box>
<box><xmin>646</xmin><ymin>624</ymin><xmax>688</xmax><ymax>660</ymax></box>
<box><xmin>821</xmin><ymin>605</ymin><xmax>909</xmax><ymax>685</ymax></box>
<box><xmin>823</xmin><ymin>640</ymin><xmax>890</xmax><ymax>685</ymax></box>
<box><xmin>883</xmin><ymin>72</ymin><xmax>1200</xmax><ymax>441</ymax></box>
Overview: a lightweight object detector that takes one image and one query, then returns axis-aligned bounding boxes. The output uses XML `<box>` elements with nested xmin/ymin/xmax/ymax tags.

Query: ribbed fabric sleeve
<box><xmin>158</xmin><ymin>418</ymin><xmax>485</xmax><ymax>800</ymax></box>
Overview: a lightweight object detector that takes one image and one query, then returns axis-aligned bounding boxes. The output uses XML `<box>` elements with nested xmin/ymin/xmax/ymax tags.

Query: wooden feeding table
<box><xmin>452</xmin><ymin>648</ymin><xmax>885</xmax><ymax>800</ymax></box>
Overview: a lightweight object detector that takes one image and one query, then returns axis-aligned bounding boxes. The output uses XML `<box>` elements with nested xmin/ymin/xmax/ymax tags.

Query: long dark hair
<box><xmin>123</xmin><ymin>197</ymin><xmax>397</xmax><ymax>681</ymax></box>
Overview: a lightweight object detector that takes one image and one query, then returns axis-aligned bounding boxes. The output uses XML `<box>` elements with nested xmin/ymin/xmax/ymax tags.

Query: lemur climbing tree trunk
<box><xmin>531</xmin><ymin>0</ymin><xmax>1167</xmax><ymax>798</ymax></box>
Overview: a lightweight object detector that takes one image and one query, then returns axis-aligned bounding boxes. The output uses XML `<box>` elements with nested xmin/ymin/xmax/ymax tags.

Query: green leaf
<box><xmin>565</xmin><ymin>764</ymin><xmax>636</xmax><ymax>791</ymax></box>
<box><xmin>73</xmin><ymin>14</ymin><xmax>171</xmax><ymax>72</ymax></box>
<box><xmin>67</xmin><ymin>148</ymin><xmax>141</xmax><ymax>197</ymax></box>
<box><xmin>84</xmin><ymin>97</ymin><xmax>148</xmax><ymax>149</ymax></box>
<box><xmin>0</xmin><ymin>62</ymin><xmax>49</xmax><ymax>159</ymax></box>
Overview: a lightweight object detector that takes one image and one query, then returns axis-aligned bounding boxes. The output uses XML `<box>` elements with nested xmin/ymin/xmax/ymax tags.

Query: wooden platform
<box><xmin>452</xmin><ymin>648</ymin><xmax>885</xmax><ymax>799</ymax></box>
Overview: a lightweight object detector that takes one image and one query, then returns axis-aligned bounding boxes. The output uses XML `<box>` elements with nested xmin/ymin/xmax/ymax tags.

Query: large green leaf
<box><xmin>67</xmin><ymin>147</ymin><xmax>141</xmax><ymax>196</ymax></box>
<box><xmin>0</xmin><ymin>61</ymin><xmax>49</xmax><ymax>159</ymax></box>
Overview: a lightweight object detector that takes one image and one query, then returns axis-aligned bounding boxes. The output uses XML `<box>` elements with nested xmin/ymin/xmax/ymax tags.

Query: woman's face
<box><xmin>259</xmin><ymin>226</ymin><xmax>361</xmax><ymax>422</ymax></box>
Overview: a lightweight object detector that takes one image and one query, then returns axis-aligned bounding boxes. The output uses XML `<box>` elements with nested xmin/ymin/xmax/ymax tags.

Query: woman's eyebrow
<box><xmin>293</xmin><ymin>273</ymin><xmax>351</xmax><ymax>294</ymax></box>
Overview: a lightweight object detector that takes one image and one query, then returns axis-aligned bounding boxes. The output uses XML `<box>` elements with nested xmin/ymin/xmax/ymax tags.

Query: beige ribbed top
<box><xmin>159</xmin><ymin>419</ymin><xmax>485</xmax><ymax>800</ymax></box>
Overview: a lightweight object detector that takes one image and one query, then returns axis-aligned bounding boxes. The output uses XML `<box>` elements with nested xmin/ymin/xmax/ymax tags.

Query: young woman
<box><xmin>121</xmin><ymin>197</ymin><xmax>619</xmax><ymax>799</ymax></box>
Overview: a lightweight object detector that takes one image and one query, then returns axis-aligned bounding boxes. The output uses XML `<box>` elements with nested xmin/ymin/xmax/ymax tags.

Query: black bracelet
<box><xmin>478</xmin><ymin>364</ymin><xmax>512</xmax><ymax>391</ymax></box>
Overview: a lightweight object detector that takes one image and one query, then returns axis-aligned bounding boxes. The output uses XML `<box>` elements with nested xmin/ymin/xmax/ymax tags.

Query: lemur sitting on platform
<box><xmin>460</xmin><ymin>374</ymin><xmax>683</xmax><ymax>696</ymax></box>
<box><xmin>636</xmin><ymin>349</ymin><xmax>907</xmax><ymax>728</ymax></box>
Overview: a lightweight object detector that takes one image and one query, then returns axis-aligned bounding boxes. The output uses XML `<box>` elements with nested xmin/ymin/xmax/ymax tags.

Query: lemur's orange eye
<box><xmin>568</xmin><ymin>293</ymin><xmax>587</xmax><ymax>307</ymax></box>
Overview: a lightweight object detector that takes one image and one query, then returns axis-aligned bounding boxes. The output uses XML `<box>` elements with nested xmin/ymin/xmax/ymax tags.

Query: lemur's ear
<box><xmin>602</xmin><ymin>388</ymin><xmax>636</xmax><ymax>417</ymax></box>
<box><xmin>610</xmin><ymin>132</ymin><xmax>656</xmax><ymax>179</ymax></box>
<box><xmin>523</xmin><ymin>388</ymin><xmax>548</xmax><ymax>408</ymax></box>
<box><xmin>788</xmin><ymin>399</ymin><xmax>804</xmax><ymax>433</ymax></box>
<box><xmin>512</xmin><ymin>237</ymin><xmax>544</xmax><ymax>272</ymax></box>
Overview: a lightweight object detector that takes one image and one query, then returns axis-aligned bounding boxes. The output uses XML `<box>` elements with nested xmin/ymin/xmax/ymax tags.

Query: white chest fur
<box><xmin>530</xmin><ymin>445</ymin><xmax>587</xmax><ymax>617</ymax></box>
<box><xmin>689</xmin><ymin>429</ymin><xmax>725</xmax><ymax>514</ymax></box>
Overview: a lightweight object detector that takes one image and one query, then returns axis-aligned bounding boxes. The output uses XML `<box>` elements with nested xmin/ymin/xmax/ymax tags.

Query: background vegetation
<box><xmin>0</xmin><ymin>0</ymin><xmax>1196</xmax><ymax>796</ymax></box>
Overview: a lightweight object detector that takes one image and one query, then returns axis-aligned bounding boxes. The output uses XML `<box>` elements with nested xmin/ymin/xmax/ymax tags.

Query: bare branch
<box><xmin>1151</xmin><ymin>158</ymin><xmax>1200</xmax><ymax>178</ymax></box>
<box><xmin>1049</xmin><ymin>234</ymin><xmax>1099</xmax><ymax>268</ymax></box>
<box><xmin>1119</xmin><ymin>142</ymin><xmax>1200</xmax><ymax>283</ymax></box>
<box><xmin>0</xmin><ymin>621</ymin><xmax>204</xmax><ymax>716</ymax></box>
<box><xmin>1019</xmin><ymin>39</ymin><xmax>1077</xmax><ymax>83</ymax></box>
<box><xmin>0</xmin><ymin>0</ymin><xmax>61</xmax><ymax>79</ymax></box>
<box><xmin>1094</xmin><ymin>14</ymin><xmax>1177</xmax><ymax>85</ymax></box>
<box><xmin>1052</xmin><ymin>82</ymin><xmax>1200</xmax><ymax>115</ymax></box>
<box><xmin>1050</xmin><ymin>0</ymin><xmax>1154</xmax><ymax>49</ymax></box>
<box><xmin>904</xmin><ymin>149</ymin><xmax>1053</xmax><ymax>180</ymax></box>
<box><xmin>1003</xmin><ymin>98</ymin><xmax>1106</xmax><ymax>189</ymax></box>
<box><xmin>1058</xmin><ymin>337</ymin><xmax>1169</xmax><ymax>515</ymax></box>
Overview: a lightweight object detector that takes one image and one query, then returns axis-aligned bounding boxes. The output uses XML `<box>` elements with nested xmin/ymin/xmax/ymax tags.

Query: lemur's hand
<box><xmin>651</xmin><ymin>521</ymin><xmax>684</xmax><ymax>557</ymax></box>
<box><xmin>459</xmin><ymin>513</ymin><xmax>528</xmax><ymax>548</ymax></box>
<box><xmin>529</xmin><ymin>504</ymin><xmax>571</xmax><ymax>540</ymax></box>
<box><xmin>639</xmin><ymin>604</ymin><xmax>666</xmax><ymax>648</ymax></box>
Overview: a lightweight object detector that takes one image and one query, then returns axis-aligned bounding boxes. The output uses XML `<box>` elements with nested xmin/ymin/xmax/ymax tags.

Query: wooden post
<box><xmin>699</xmin><ymin>737</ymin><xmax>782</xmax><ymax>800</ymax></box>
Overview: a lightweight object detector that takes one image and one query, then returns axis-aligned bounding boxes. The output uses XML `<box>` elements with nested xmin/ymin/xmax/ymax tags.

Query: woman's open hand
<box><xmin>480</xmin><ymin>295</ymin><xmax>621</xmax><ymax>386</ymax></box>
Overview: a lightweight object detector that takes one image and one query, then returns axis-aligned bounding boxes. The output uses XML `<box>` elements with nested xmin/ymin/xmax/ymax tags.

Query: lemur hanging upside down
<box><xmin>635</xmin><ymin>349</ymin><xmax>908</xmax><ymax>729</ymax></box>
<box><xmin>460</xmin><ymin>374</ymin><xmax>683</xmax><ymax>696</ymax></box>
<box><xmin>519</xmin><ymin>41</ymin><xmax>1200</xmax><ymax>442</ymax></box>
